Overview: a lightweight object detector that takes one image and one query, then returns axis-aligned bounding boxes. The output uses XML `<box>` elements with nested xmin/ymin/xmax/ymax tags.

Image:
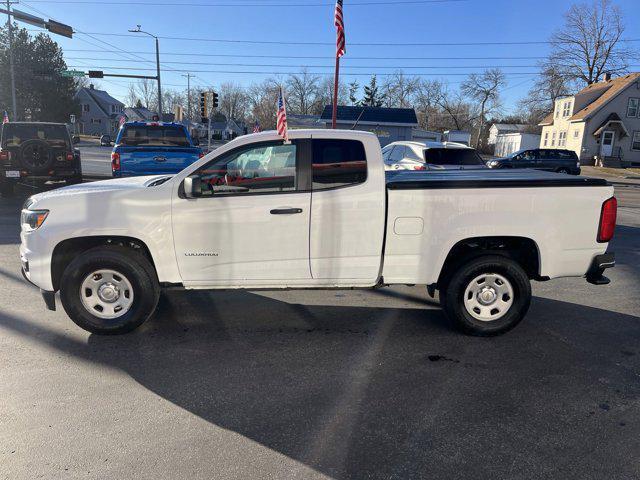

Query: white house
<box><xmin>488</xmin><ymin>124</ymin><xmax>529</xmax><ymax>145</ymax></box>
<box><xmin>539</xmin><ymin>72</ymin><xmax>640</xmax><ymax>166</ymax></box>
<box><xmin>494</xmin><ymin>133</ymin><xmax>542</xmax><ymax>157</ymax></box>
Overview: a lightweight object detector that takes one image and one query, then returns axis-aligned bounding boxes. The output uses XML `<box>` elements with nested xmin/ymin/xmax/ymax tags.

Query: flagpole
<box><xmin>332</xmin><ymin>56</ymin><xmax>340</xmax><ymax>129</ymax></box>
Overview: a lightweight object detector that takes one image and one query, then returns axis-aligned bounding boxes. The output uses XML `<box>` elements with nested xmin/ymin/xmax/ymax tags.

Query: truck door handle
<box><xmin>270</xmin><ymin>208</ymin><xmax>303</xmax><ymax>215</ymax></box>
<box><xmin>154</xmin><ymin>156</ymin><xmax>167</xmax><ymax>162</ymax></box>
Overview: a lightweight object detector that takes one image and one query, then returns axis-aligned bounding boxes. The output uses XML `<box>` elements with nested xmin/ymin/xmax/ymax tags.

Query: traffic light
<box><xmin>212</xmin><ymin>92</ymin><xmax>219</xmax><ymax>109</ymax></box>
<box><xmin>88</xmin><ymin>70</ymin><xmax>104</xmax><ymax>78</ymax></box>
<box><xmin>46</xmin><ymin>20</ymin><xmax>73</xmax><ymax>39</ymax></box>
<box><xmin>200</xmin><ymin>92</ymin><xmax>208</xmax><ymax>123</ymax></box>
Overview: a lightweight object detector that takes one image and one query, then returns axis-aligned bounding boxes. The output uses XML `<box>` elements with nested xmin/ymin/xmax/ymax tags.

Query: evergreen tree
<box><xmin>0</xmin><ymin>26</ymin><xmax>79</xmax><ymax>121</ymax></box>
<box><xmin>348</xmin><ymin>80</ymin><xmax>360</xmax><ymax>106</ymax></box>
<box><xmin>362</xmin><ymin>75</ymin><xmax>384</xmax><ymax>107</ymax></box>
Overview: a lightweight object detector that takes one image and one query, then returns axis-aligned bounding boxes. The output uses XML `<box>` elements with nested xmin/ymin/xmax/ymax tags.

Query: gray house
<box><xmin>75</xmin><ymin>84</ymin><xmax>125</xmax><ymax>136</ymax></box>
<box><xmin>319</xmin><ymin>106</ymin><xmax>419</xmax><ymax>147</ymax></box>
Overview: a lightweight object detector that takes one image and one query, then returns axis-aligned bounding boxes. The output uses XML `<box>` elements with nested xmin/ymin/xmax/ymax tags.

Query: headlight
<box><xmin>21</xmin><ymin>209</ymin><xmax>49</xmax><ymax>232</ymax></box>
<box><xmin>488</xmin><ymin>161</ymin><xmax>499</xmax><ymax>167</ymax></box>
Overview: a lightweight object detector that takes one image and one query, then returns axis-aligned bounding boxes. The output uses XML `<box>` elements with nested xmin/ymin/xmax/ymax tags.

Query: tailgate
<box><xmin>118</xmin><ymin>147</ymin><xmax>200</xmax><ymax>175</ymax></box>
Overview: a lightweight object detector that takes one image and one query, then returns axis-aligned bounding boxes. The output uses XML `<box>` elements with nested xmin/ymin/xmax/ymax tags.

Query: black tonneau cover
<box><xmin>386</xmin><ymin>169</ymin><xmax>609</xmax><ymax>190</ymax></box>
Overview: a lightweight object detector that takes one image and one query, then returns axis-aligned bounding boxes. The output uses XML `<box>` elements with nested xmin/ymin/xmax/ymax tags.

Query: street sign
<box><xmin>88</xmin><ymin>70</ymin><xmax>104</xmax><ymax>79</ymax></box>
<box><xmin>62</xmin><ymin>70</ymin><xmax>85</xmax><ymax>78</ymax></box>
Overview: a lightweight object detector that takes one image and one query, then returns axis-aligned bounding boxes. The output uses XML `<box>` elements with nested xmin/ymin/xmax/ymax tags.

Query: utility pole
<box><xmin>129</xmin><ymin>25</ymin><xmax>162</xmax><ymax>118</ymax></box>
<box><xmin>182</xmin><ymin>73</ymin><xmax>194</xmax><ymax>122</ymax></box>
<box><xmin>6</xmin><ymin>0</ymin><xmax>17</xmax><ymax>118</ymax></box>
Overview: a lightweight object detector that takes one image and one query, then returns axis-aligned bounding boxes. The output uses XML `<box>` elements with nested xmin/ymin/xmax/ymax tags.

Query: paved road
<box><xmin>1</xmin><ymin>180</ymin><xmax>639</xmax><ymax>479</ymax></box>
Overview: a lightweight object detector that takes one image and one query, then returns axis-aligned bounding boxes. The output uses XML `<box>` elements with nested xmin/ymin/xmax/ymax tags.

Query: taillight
<box><xmin>0</xmin><ymin>150</ymin><xmax>10</xmax><ymax>161</ymax></box>
<box><xmin>597</xmin><ymin>197</ymin><xmax>617</xmax><ymax>243</ymax></box>
<box><xmin>198</xmin><ymin>151</ymin><xmax>205</xmax><ymax>159</ymax></box>
<box><xmin>66</xmin><ymin>152</ymin><xmax>74</xmax><ymax>161</ymax></box>
<box><xmin>111</xmin><ymin>152</ymin><xmax>121</xmax><ymax>172</ymax></box>
<box><xmin>413</xmin><ymin>165</ymin><xmax>426</xmax><ymax>170</ymax></box>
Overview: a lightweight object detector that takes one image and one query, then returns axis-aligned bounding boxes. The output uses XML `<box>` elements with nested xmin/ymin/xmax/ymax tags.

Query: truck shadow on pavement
<box><xmin>1</xmin><ymin>289</ymin><xmax>640</xmax><ymax>479</ymax></box>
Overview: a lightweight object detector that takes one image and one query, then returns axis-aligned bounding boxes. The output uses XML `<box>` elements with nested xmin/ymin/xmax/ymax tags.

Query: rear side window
<box><xmin>424</xmin><ymin>148</ymin><xmax>484</xmax><ymax>166</ymax></box>
<box><xmin>119</xmin><ymin>125</ymin><xmax>191</xmax><ymax>147</ymax></box>
<box><xmin>312</xmin><ymin>139</ymin><xmax>367</xmax><ymax>190</ymax></box>
<box><xmin>556</xmin><ymin>150</ymin><xmax>577</xmax><ymax>159</ymax></box>
<box><xmin>1</xmin><ymin>124</ymin><xmax>70</xmax><ymax>148</ymax></box>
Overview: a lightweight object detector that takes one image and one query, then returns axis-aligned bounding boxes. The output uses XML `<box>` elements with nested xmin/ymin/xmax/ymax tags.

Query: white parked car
<box><xmin>382</xmin><ymin>141</ymin><xmax>487</xmax><ymax>171</ymax></box>
<box><xmin>20</xmin><ymin>129</ymin><xmax>616</xmax><ymax>337</ymax></box>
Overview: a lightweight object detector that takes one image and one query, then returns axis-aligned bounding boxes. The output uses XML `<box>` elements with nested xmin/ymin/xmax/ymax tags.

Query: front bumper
<box><xmin>586</xmin><ymin>253</ymin><xmax>615</xmax><ymax>285</ymax></box>
<box><xmin>21</xmin><ymin>267</ymin><xmax>56</xmax><ymax>311</ymax></box>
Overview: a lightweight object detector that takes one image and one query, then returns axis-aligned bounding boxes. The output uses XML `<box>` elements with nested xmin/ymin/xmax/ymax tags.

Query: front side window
<box><xmin>627</xmin><ymin>98</ymin><xmax>639</xmax><ymax>118</ymax></box>
<box><xmin>632</xmin><ymin>131</ymin><xmax>640</xmax><ymax>151</ymax></box>
<box><xmin>312</xmin><ymin>139</ymin><xmax>367</xmax><ymax>190</ymax></box>
<box><xmin>192</xmin><ymin>142</ymin><xmax>297</xmax><ymax>196</ymax></box>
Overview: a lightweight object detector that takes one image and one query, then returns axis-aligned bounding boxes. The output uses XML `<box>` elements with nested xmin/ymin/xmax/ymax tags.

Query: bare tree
<box><xmin>125</xmin><ymin>84</ymin><xmax>139</xmax><ymax>108</ymax></box>
<box><xmin>246</xmin><ymin>78</ymin><xmax>281</xmax><ymax>130</ymax></box>
<box><xmin>134</xmin><ymin>79</ymin><xmax>157</xmax><ymax>110</ymax></box>
<box><xmin>548</xmin><ymin>0</ymin><xmax>632</xmax><ymax>85</ymax></box>
<box><xmin>413</xmin><ymin>79</ymin><xmax>445</xmax><ymax>129</ymax></box>
<box><xmin>461</xmin><ymin>68</ymin><xmax>506</xmax><ymax>148</ymax></box>
<box><xmin>312</xmin><ymin>76</ymin><xmax>348</xmax><ymax>114</ymax></box>
<box><xmin>218</xmin><ymin>82</ymin><xmax>248</xmax><ymax>121</ymax></box>
<box><xmin>518</xmin><ymin>66</ymin><xmax>572</xmax><ymax>122</ymax></box>
<box><xmin>382</xmin><ymin>71</ymin><xmax>420</xmax><ymax>108</ymax></box>
<box><xmin>286</xmin><ymin>69</ymin><xmax>320</xmax><ymax>115</ymax></box>
<box><xmin>435</xmin><ymin>88</ymin><xmax>477</xmax><ymax>132</ymax></box>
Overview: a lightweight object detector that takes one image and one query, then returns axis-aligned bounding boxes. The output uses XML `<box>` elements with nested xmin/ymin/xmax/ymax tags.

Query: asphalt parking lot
<box><xmin>1</xmin><ymin>177</ymin><xmax>639</xmax><ymax>480</ymax></box>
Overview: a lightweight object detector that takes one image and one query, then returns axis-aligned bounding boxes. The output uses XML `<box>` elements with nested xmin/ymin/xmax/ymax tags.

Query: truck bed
<box><xmin>385</xmin><ymin>169</ymin><xmax>608</xmax><ymax>189</ymax></box>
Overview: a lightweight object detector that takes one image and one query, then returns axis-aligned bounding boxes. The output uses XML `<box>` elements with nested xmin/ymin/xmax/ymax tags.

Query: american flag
<box><xmin>335</xmin><ymin>0</ymin><xmax>346</xmax><ymax>58</ymax></box>
<box><xmin>253</xmin><ymin>120</ymin><xmax>260</xmax><ymax>133</ymax></box>
<box><xmin>2</xmin><ymin>111</ymin><xmax>8</xmax><ymax>124</ymax></box>
<box><xmin>276</xmin><ymin>87</ymin><xmax>288</xmax><ymax>142</ymax></box>
<box><xmin>119</xmin><ymin>115</ymin><xmax>126</xmax><ymax>127</ymax></box>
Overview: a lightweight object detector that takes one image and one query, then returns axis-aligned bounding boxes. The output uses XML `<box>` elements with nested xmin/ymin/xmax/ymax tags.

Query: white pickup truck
<box><xmin>20</xmin><ymin>129</ymin><xmax>617</xmax><ymax>336</ymax></box>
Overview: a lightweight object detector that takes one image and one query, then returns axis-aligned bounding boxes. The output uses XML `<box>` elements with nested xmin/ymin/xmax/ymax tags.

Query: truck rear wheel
<box><xmin>59</xmin><ymin>246</ymin><xmax>160</xmax><ymax>335</ymax></box>
<box><xmin>441</xmin><ymin>255</ymin><xmax>531</xmax><ymax>336</ymax></box>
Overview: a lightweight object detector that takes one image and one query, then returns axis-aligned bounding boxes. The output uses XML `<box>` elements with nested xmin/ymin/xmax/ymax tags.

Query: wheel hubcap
<box><xmin>464</xmin><ymin>273</ymin><xmax>514</xmax><ymax>322</ymax></box>
<box><xmin>80</xmin><ymin>269</ymin><xmax>134</xmax><ymax>319</ymax></box>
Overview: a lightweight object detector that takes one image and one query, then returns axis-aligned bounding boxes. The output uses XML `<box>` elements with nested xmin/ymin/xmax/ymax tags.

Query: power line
<box><xmin>64</xmin><ymin>57</ymin><xmax>559</xmax><ymax>69</ymax></box>
<box><xmin>66</xmin><ymin>65</ymin><xmax>542</xmax><ymax>76</ymax></box>
<box><xmin>64</xmin><ymin>49</ymin><xmax>549</xmax><ymax>61</ymax></box>
<box><xmin>59</xmin><ymin>30</ymin><xmax>640</xmax><ymax>47</ymax></box>
<box><xmin>25</xmin><ymin>0</ymin><xmax>469</xmax><ymax>6</ymax></box>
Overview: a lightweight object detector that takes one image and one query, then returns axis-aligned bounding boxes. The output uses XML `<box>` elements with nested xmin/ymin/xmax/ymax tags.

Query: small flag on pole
<box><xmin>119</xmin><ymin>115</ymin><xmax>126</xmax><ymax>127</ymax></box>
<box><xmin>2</xmin><ymin>111</ymin><xmax>9</xmax><ymax>124</ymax></box>
<box><xmin>335</xmin><ymin>0</ymin><xmax>346</xmax><ymax>58</ymax></box>
<box><xmin>276</xmin><ymin>87</ymin><xmax>288</xmax><ymax>142</ymax></box>
<box><xmin>253</xmin><ymin>120</ymin><xmax>260</xmax><ymax>133</ymax></box>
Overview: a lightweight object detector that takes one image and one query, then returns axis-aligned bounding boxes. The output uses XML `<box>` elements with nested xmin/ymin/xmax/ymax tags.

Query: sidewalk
<box><xmin>581</xmin><ymin>166</ymin><xmax>640</xmax><ymax>185</ymax></box>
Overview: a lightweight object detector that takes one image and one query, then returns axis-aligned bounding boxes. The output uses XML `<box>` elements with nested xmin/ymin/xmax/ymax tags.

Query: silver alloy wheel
<box><xmin>80</xmin><ymin>269</ymin><xmax>134</xmax><ymax>319</ymax></box>
<box><xmin>463</xmin><ymin>273</ymin><xmax>514</xmax><ymax>322</ymax></box>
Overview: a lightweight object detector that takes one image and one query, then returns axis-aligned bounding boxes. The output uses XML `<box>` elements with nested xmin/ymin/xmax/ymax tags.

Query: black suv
<box><xmin>487</xmin><ymin>148</ymin><xmax>581</xmax><ymax>175</ymax></box>
<box><xmin>0</xmin><ymin>122</ymin><xmax>82</xmax><ymax>196</ymax></box>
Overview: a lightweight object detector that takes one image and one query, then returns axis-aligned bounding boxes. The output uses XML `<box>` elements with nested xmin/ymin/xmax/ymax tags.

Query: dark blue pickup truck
<box><xmin>111</xmin><ymin>122</ymin><xmax>203</xmax><ymax>177</ymax></box>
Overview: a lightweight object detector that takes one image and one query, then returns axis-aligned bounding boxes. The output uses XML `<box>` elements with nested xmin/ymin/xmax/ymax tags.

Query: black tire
<box><xmin>18</xmin><ymin>139</ymin><xmax>54</xmax><ymax>174</ymax></box>
<box><xmin>557</xmin><ymin>168</ymin><xmax>570</xmax><ymax>174</ymax></box>
<box><xmin>441</xmin><ymin>255</ymin><xmax>531</xmax><ymax>336</ymax></box>
<box><xmin>59</xmin><ymin>246</ymin><xmax>160</xmax><ymax>335</ymax></box>
<box><xmin>66</xmin><ymin>175</ymin><xmax>83</xmax><ymax>186</ymax></box>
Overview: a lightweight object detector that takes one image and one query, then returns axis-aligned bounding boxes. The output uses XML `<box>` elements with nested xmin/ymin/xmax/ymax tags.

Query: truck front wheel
<box><xmin>59</xmin><ymin>246</ymin><xmax>160</xmax><ymax>335</ymax></box>
<box><xmin>441</xmin><ymin>255</ymin><xmax>531</xmax><ymax>336</ymax></box>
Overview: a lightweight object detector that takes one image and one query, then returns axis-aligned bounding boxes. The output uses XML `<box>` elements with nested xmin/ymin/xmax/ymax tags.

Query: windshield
<box><xmin>424</xmin><ymin>148</ymin><xmax>484</xmax><ymax>166</ymax></box>
<box><xmin>1</xmin><ymin>124</ymin><xmax>70</xmax><ymax>148</ymax></box>
<box><xmin>119</xmin><ymin>125</ymin><xmax>191</xmax><ymax>147</ymax></box>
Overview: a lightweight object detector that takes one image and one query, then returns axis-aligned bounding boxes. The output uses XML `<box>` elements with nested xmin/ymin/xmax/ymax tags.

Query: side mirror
<box><xmin>183</xmin><ymin>175</ymin><xmax>202</xmax><ymax>199</ymax></box>
<box><xmin>72</xmin><ymin>136</ymin><xmax>80</xmax><ymax>144</ymax></box>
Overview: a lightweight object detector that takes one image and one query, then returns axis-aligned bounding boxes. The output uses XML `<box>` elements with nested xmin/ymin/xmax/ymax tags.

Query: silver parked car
<box><xmin>382</xmin><ymin>141</ymin><xmax>487</xmax><ymax>171</ymax></box>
